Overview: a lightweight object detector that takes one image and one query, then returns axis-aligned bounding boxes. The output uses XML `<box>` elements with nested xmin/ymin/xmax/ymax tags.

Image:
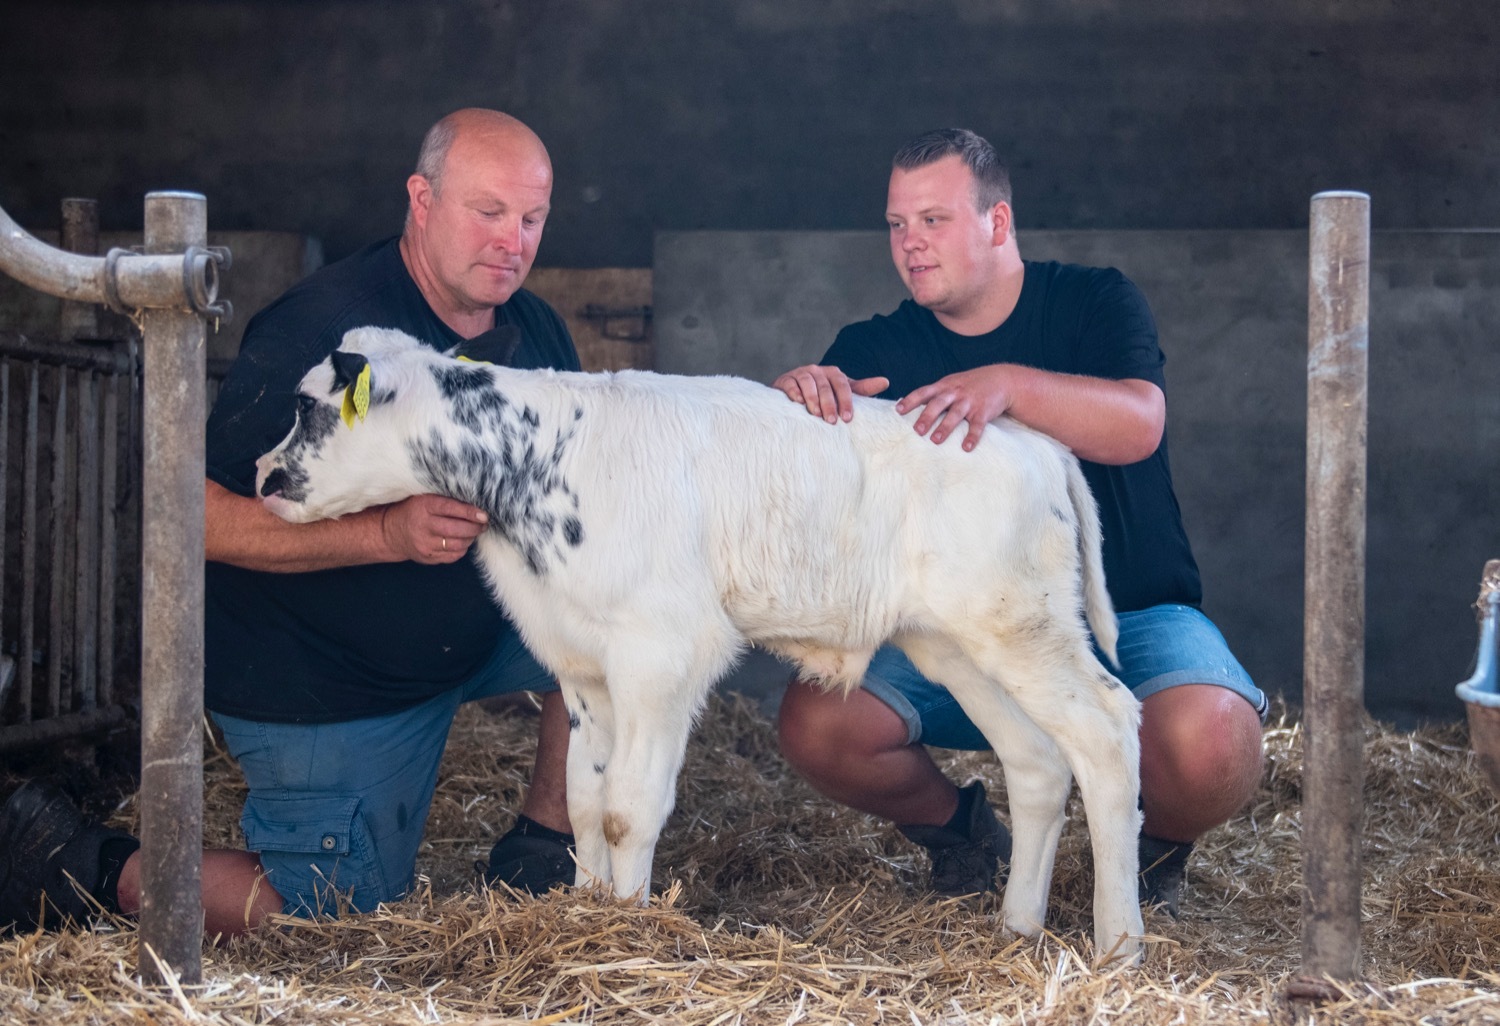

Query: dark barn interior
<box><xmin>1</xmin><ymin>3</ymin><xmax>1498</xmax><ymax>1021</ymax></box>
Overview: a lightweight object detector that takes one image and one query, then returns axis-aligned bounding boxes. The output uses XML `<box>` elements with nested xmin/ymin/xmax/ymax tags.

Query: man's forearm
<box><xmin>1002</xmin><ymin>367</ymin><xmax>1165</xmax><ymax>465</ymax></box>
<box><xmin>205</xmin><ymin>480</ymin><xmax>394</xmax><ymax>573</ymax></box>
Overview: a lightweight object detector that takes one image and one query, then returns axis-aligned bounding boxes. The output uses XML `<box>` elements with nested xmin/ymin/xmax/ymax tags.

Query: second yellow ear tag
<box><xmin>340</xmin><ymin>363</ymin><xmax>372</xmax><ymax>428</ymax></box>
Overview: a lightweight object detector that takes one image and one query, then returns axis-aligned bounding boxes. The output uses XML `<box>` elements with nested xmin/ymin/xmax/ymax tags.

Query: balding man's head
<box><xmin>412</xmin><ymin>109</ymin><xmax>550</xmax><ymax>198</ymax></box>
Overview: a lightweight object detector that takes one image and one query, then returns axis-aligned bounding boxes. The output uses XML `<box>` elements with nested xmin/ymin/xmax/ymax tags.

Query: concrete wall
<box><xmin>2</xmin><ymin>2</ymin><xmax>1495</xmax><ymax>268</ymax></box>
<box><xmin>655</xmin><ymin>229</ymin><xmax>1500</xmax><ymax>724</ymax></box>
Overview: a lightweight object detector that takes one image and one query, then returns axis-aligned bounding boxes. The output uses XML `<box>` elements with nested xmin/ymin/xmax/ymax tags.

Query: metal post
<box><xmin>1298</xmin><ymin>190</ymin><xmax>1370</xmax><ymax>989</ymax></box>
<box><xmin>59</xmin><ymin>199</ymin><xmax>100</xmax><ymax>341</ymax></box>
<box><xmin>135</xmin><ymin>191</ymin><xmax>206</xmax><ymax>985</ymax></box>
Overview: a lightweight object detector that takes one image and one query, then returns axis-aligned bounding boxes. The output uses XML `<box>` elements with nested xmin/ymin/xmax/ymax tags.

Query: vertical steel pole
<box><xmin>136</xmin><ymin>191</ymin><xmax>205</xmax><ymax>985</ymax></box>
<box><xmin>59</xmin><ymin>199</ymin><xmax>101</xmax><ymax>342</ymax></box>
<box><xmin>1300</xmin><ymin>190</ymin><xmax>1370</xmax><ymax>984</ymax></box>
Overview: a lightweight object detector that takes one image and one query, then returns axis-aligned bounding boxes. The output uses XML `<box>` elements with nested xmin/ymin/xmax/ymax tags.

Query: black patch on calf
<box><xmin>269</xmin><ymin>400</ymin><xmax>339</xmax><ymax>502</ymax></box>
<box><xmin>592</xmin><ymin>763</ymin><xmax>606</xmax><ymax>775</ymax></box>
<box><xmin>568</xmin><ymin>710</ymin><xmax>581</xmax><ymax>730</ymax></box>
<box><xmin>432</xmin><ymin>364</ymin><xmax>512</xmax><ymax>433</ymax></box>
<box><xmin>406</xmin><ymin>383</ymin><xmax>583</xmax><ymax>576</ymax></box>
<box><xmin>260</xmin><ymin>467</ymin><xmax>289</xmax><ymax>498</ymax></box>
<box><xmin>296</xmin><ymin>398</ymin><xmax>339</xmax><ymax>450</ymax></box>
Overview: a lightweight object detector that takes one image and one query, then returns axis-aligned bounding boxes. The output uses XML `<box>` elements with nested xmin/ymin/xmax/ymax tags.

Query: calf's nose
<box><xmin>260</xmin><ymin>467</ymin><xmax>288</xmax><ymax>498</ymax></box>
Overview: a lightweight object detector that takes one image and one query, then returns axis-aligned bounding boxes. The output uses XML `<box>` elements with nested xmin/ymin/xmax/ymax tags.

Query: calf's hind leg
<box><xmin>959</xmin><ymin>628</ymin><xmax>1144</xmax><ymax>961</ymax></box>
<box><xmin>896</xmin><ymin>633</ymin><xmax>1073</xmax><ymax>941</ymax></box>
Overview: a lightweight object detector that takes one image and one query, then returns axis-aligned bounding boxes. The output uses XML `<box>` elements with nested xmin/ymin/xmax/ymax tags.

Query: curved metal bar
<box><xmin>0</xmin><ymin>201</ymin><xmax>105</xmax><ymax>302</ymax></box>
<box><xmin>0</xmin><ymin>198</ymin><xmax>228</xmax><ymax>318</ymax></box>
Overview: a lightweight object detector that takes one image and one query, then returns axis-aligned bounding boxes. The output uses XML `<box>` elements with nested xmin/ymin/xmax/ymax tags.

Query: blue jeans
<box><xmin>211</xmin><ymin>630</ymin><xmax>555</xmax><ymax>918</ymax></box>
<box><xmin>862</xmin><ymin>603</ymin><xmax>1267</xmax><ymax>750</ymax></box>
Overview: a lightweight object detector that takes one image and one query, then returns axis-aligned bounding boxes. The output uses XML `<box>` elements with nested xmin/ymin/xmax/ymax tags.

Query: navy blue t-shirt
<box><xmin>205</xmin><ymin>238</ymin><xmax>580</xmax><ymax>722</ymax></box>
<box><xmin>825</xmin><ymin>260</ymin><xmax>1201</xmax><ymax>613</ymax></box>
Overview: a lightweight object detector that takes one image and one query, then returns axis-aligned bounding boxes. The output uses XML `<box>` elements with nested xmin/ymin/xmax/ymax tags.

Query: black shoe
<box><xmin>898</xmin><ymin>781</ymin><xmax>1013</xmax><ymax>897</ymax></box>
<box><xmin>482</xmin><ymin>815</ymin><xmax>576</xmax><ymax>895</ymax></box>
<box><xmin>1138</xmin><ymin>834</ymin><xmax>1193</xmax><ymax>917</ymax></box>
<box><xmin>0</xmin><ymin>781</ymin><xmax>135</xmax><ymax>930</ymax></box>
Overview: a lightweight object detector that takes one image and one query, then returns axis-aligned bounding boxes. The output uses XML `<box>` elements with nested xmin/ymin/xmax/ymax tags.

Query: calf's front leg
<box><xmin>559</xmin><ymin>677</ymin><xmax>615</xmax><ymax>890</ymax></box>
<box><xmin>598</xmin><ymin>682</ymin><xmax>701</xmax><ymax>902</ymax></box>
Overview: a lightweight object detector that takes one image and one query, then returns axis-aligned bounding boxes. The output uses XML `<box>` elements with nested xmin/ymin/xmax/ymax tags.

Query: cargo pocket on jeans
<box><xmin>241</xmin><ymin>792</ymin><xmax>388</xmax><ymax>917</ymax></box>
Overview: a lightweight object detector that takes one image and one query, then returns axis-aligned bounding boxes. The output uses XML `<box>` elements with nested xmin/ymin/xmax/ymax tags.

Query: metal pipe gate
<box><xmin>0</xmin><ymin>192</ymin><xmax>228</xmax><ymax>986</ymax></box>
<box><xmin>0</xmin><ymin>331</ymin><xmax>136</xmax><ymax>751</ymax></box>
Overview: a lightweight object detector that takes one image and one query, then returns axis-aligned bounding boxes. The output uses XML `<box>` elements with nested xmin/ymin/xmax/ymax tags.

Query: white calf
<box><xmin>256</xmin><ymin>326</ymin><xmax>1144</xmax><ymax>960</ymax></box>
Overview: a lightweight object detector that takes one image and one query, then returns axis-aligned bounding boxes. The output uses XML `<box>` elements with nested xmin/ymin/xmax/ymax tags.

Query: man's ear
<box><xmin>330</xmin><ymin>349</ymin><xmax>370</xmax><ymax>394</ymax></box>
<box><xmin>990</xmin><ymin>201</ymin><xmax>1014</xmax><ymax>244</ymax></box>
<box><xmin>406</xmin><ymin>173</ymin><xmax>433</xmax><ymax>228</ymax></box>
<box><xmin>449</xmin><ymin>324</ymin><xmax>522</xmax><ymax>366</ymax></box>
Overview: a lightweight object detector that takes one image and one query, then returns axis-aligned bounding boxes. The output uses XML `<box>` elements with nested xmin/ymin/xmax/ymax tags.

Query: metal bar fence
<box><xmin>0</xmin><ymin>334</ymin><xmax>138</xmax><ymax>750</ymax></box>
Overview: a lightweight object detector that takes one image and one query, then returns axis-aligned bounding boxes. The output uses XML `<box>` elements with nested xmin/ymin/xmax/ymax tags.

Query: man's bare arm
<box><xmin>897</xmin><ymin>364</ymin><xmax>1165</xmax><ymax>465</ymax></box>
<box><xmin>205</xmin><ymin>479</ymin><xmax>489</xmax><ymax>572</ymax></box>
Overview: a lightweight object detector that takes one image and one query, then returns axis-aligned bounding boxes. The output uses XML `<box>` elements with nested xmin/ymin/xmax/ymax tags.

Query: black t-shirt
<box><xmin>824</xmin><ymin>260</ymin><xmax>1202</xmax><ymax>613</ymax></box>
<box><xmin>204</xmin><ymin>238</ymin><xmax>580</xmax><ymax>722</ymax></box>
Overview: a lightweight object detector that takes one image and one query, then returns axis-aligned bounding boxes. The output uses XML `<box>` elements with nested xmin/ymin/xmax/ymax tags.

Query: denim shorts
<box><xmin>211</xmin><ymin>629</ymin><xmax>555</xmax><ymax>918</ymax></box>
<box><xmin>862</xmin><ymin>603</ymin><xmax>1267</xmax><ymax>751</ymax></box>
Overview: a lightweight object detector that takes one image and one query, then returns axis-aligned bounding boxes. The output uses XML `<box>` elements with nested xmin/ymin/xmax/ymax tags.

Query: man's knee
<box><xmin>776</xmin><ymin>679</ymin><xmax>839</xmax><ymax>774</ymax></box>
<box><xmin>1140</xmin><ymin>684</ymin><xmax>1264</xmax><ymax>808</ymax></box>
<box><xmin>777</xmin><ymin>679</ymin><xmax>905</xmax><ymax>779</ymax></box>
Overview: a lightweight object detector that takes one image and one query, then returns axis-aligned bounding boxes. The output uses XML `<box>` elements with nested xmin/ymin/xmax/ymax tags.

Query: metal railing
<box><xmin>0</xmin><ymin>332</ymin><xmax>138</xmax><ymax>752</ymax></box>
<box><xmin>0</xmin><ymin>192</ymin><xmax>226</xmax><ymax>985</ymax></box>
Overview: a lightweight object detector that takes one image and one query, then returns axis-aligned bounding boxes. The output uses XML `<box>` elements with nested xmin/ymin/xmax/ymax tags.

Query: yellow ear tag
<box><xmin>455</xmin><ymin>355</ymin><xmax>491</xmax><ymax>365</ymax></box>
<box><xmin>340</xmin><ymin>363</ymin><xmax>372</xmax><ymax>429</ymax></box>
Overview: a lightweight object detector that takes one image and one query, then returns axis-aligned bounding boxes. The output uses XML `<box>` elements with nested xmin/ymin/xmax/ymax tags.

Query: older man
<box><xmin>0</xmin><ymin>109</ymin><xmax>578</xmax><ymax>937</ymax></box>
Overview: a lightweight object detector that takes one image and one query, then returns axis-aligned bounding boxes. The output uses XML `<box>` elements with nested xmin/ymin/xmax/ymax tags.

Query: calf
<box><xmin>257</xmin><ymin>326</ymin><xmax>1144</xmax><ymax>961</ymax></box>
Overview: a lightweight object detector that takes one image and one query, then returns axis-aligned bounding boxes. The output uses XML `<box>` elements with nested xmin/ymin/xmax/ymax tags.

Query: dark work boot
<box><xmin>1138</xmin><ymin>834</ymin><xmax>1193</xmax><ymax>917</ymax></box>
<box><xmin>481</xmin><ymin>815</ymin><xmax>576</xmax><ymax>895</ymax></box>
<box><xmin>0</xmin><ymin>781</ymin><xmax>137</xmax><ymax>931</ymax></box>
<box><xmin>898</xmin><ymin>780</ymin><xmax>1013</xmax><ymax>897</ymax></box>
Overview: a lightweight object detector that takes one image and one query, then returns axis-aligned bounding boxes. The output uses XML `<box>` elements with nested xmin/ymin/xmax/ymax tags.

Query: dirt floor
<box><xmin>3</xmin><ymin>691</ymin><xmax>1500</xmax><ymax>1024</ymax></box>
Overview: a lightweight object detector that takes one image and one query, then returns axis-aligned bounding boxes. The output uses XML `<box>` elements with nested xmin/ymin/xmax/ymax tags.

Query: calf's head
<box><xmin>256</xmin><ymin>327</ymin><xmax>436</xmax><ymax>523</ymax></box>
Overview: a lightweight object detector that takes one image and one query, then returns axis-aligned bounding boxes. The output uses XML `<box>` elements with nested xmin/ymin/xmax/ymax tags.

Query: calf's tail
<box><xmin>1066</xmin><ymin>457</ymin><xmax>1119</xmax><ymax>667</ymax></box>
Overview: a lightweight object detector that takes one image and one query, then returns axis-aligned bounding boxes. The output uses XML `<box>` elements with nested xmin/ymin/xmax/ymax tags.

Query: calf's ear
<box><xmin>449</xmin><ymin>324</ymin><xmax>522</xmax><ymax>366</ymax></box>
<box><xmin>329</xmin><ymin>350</ymin><xmax>374</xmax><ymax>429</ymax></box>
<box><xmin>330</xmin><ymin>350</ymin><xmax>370</xmax><ymax>393</ymax></box>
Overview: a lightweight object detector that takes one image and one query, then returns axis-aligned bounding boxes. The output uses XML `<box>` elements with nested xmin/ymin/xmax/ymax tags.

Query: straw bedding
<box><xmin>4</xmin><ymin>689</ymin><xmax>1500</xmax><ymax>1024</ymax></box>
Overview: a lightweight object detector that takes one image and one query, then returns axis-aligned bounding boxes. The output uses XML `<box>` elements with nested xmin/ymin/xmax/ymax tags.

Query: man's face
<box><xmin>408</xmin><ymin>133</ymin><xmax>552</xmax><ymax>313</ymax></box>
<box><xmin>886</xmin><ymin>155</ymin><xmax>1005</xmax><ymax>318</ymax></box>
